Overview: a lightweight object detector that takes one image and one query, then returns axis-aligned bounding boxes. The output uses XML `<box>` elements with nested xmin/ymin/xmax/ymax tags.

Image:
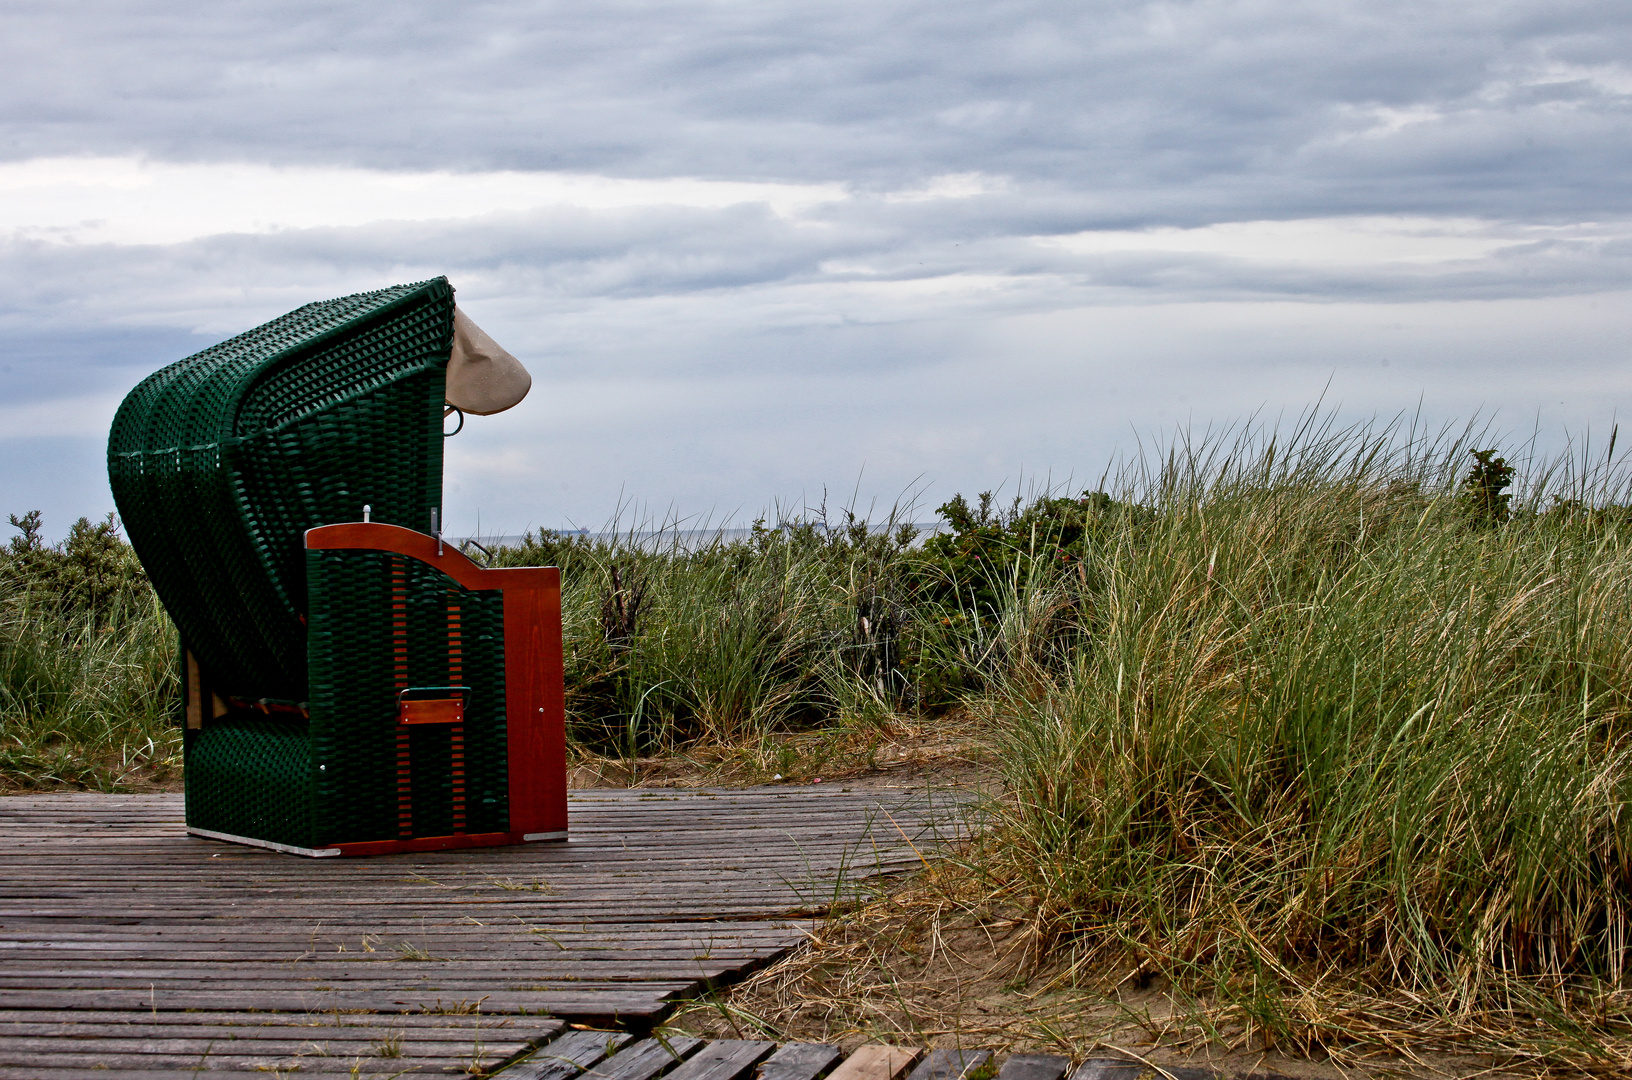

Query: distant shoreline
<box><xmin>457</xmin><ymin>522</ymin><xmax>951</xmax><ymax>550</ymax></box>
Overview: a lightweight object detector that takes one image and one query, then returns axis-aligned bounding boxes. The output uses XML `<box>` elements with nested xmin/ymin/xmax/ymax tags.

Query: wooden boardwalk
<box><xmin>0</xmin><ymin>786</ymin><xmax>970</xmax><ymax>1078</ymax></box>
<box><xmin>494</xmin><ymin>1031</ymin><xmax>1208</xmax><ymax>1080</ymax></box>
<box><xmin>457</xmin><ymin>1027</ymin><xmax>1244</xmax><ymax>1080</ymax></box>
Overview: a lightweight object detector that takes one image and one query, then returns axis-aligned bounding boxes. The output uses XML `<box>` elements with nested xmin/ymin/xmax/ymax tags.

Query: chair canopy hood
<box><xmin>109</xmin><ymin>277</ymin><xmax>457</xmax><ymax>702</ymax></box>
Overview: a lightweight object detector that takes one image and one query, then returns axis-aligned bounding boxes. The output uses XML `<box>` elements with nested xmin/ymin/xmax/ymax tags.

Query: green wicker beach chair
<box><xmin>108</xmin><ymin>277</ymin><xmax>564</xmax><ymax>856</ymax></box>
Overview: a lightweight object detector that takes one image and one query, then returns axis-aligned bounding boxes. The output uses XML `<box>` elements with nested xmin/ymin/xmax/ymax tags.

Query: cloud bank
<box><xmin>1</xmin><ymin>1</ymin><xmax>1628</xmax><ymax>536</ymax></box>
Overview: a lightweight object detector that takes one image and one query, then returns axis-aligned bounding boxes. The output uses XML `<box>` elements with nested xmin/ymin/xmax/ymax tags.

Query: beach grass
<box><xmin>945</xmin><ymin>417</ymin><xmax>1632</xmax><ymax>1065</ymax></box>
<box><xmin>0</xmin><ymin>592</ymin><xmax>179</xmax><ymax>790</ymax></box>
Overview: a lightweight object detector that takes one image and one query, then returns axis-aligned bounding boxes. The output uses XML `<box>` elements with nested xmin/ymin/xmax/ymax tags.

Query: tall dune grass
<box><xmin>487</xmin><ymin>512</ymin><xmax>924</xmax><ymax>759</ymax></box>
<box><xmin>0</xmin><ymin>593</ymin><xmax>179</xmax><ymax>789</ymax></box>
<box><xmin>966</xmin><ymin>418</ymin><xmax>1632</xmax><ymax>1059</ymax></box>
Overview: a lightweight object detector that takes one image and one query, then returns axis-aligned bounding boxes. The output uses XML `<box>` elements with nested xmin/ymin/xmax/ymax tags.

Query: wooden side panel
<box><xmin>500</xmin><ymin>566</ymin><xmax>567</xmax><ymax>838</ymax></box>
<box><xmin>184</xmin><ymin>651</ymin><xmax>204</xmax><ymax>730</ymax></box>
<box><xmin>304</xmin><ymin>523</ymin><xmax>567</xmax><ymax>846</ymax></box>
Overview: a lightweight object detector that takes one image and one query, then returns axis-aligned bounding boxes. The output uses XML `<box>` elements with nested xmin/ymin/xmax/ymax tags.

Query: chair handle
<box><xmin>397</xmin><ymin>685</ymin><xmax>470</xmax><ymax>703</ymax></box>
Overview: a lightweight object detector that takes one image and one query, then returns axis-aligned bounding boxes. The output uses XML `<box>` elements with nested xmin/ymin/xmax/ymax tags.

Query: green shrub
<box><xmin>901</xmin><ymin>489</ymin><xmax>1153</xmax><ymax>702</ymax></box>
<box><xmin>3</xmin><ymin>511</ymin><xmax>151</xmax><ymax>622</ymax></box>
<box><xmin>1461</xmin><ymin>447</ymin><xmax>1516</xmax><ymax>525</ymax></box>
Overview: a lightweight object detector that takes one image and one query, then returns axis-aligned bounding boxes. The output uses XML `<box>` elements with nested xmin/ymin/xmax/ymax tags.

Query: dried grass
<box><xmin>673</xmin><ymin>851</ymin><xmax>1632</xmax><ymax>1077</ymax></box>
<box><xmin>566</xmin><ymin>711</ymin><xmax>990</xmax><ymax>789</ymax></box>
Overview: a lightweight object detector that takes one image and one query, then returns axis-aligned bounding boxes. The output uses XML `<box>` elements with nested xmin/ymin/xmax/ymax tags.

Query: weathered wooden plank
<box><xmin>0</xmin><ymin>988</ymin><xmax>687</xmax><ymax>1021</ymax></box>
<box><xmin>0</xmin><ymin>942</ymin><xmax>796</xmax><ymax>956</ymax></box>
<box><xmin>0</xmin><ymin>964</ymin><xmax>710</xmax><ymax>984</ymax></box>
<box><xmin>0</xmin><ymin>1030</ymin><xmax>550</xmax><ymax>1052</ymax></box>
<box><xmin>0</xmin><ymin>980</ymin><xmax>692</xmax><ymax>1000</ymax></box>
<box><xmin>758</xmin><ymin>1042</ymin><xmax>846</xmax><ymax>1080</ymax></box>
<box><xmin>0</xmin><ymin>1056</ymin><xmax>517</xmax><ymax>1078</ymax></box>
<box><xmin>0</xmin><ymin>871</ymin><xmax>900</xmax><ymax>887</ymax></box>
<box><xmin>0</xmin><ymin>922</ymin><xmax>805</xmax><ymax>937</ymax></box>
<box><xmin>0</xmin><ymin>793</ymin><xmax>959</xmax><ymax>812</ymax></box>
<box><xmin>0</xmin><ymin>963</ymin><xmax>784</xmax><ymax>984</ymax></box>
<box><xmin>826</xmin><ymin>1045</ymin><xmax>923</xmax><ymax>1080</ymax></box>
<box><xmin>0</xmin><ymin>949</ymin><xmax>791</xmax><ymax>967</ymax></box>
<box><xmin>584</xmin><ymin>1035</ymin><xmax>705</xmax><ymax>1080</ymax></box>
<box><xmin>0</xmin><ymin>1044</ymin><xmax>530</xmax><ymax>1070</ymax></box>
<box><xmin>0</xmin><ymin>832</ymin><xmax>954</xmax><ymax>851</ymax></box>
<box><xmin>0</xmin><ymin>937</ymin><xmax>800</xmax><ymax>954</ymax></box>
<box><xmin>0</xmin><ymin>1009</ymin><xmax>561</xmax><ymax>1029</ymax></box>
<box><xmin>995</xmin><ymin>1054</ymin><xmax>1070</xmax><ymax>1080</ymax></box>
<box><xmin>0</xmin><ymin>900</ymin><xmax>860</xmax><ymax>915</ymax></box>
<box><xmin>905</xmin><ymin>1049</ymin><xmax>992</xmax><ymax>1080</ymax></box>
<box><xmin>0</xmin><ymin>930</ymin><xmax>803</xmax><ymax>946</ymax></box>
<box><xmin>660</xmin><ymin>1039</ymin><xmax>778</xmax><ymax>1080</ymax></box>
<box><xmin>506</xmin><ymin>1029</ymin><xmax>635</xmax><ymax>1080</ymax></box>
<box><xmin>0</xmin><ymin>1012</ymin><xmax>562</xmax><ymax>1052</ymax></box>
<box><xmin>0</xmin><ymin>845</ymin><xmax>956</xmax><ymax>860</ymax></box>
<box><xmin>0</xmin><ymin>903</ymin><xmax>860</xmax><ymax>919</ymax></box>
<box><xmin>0</xmin><ymin>877</ymin><xmax>911</xmax><ymax>892</ymax></box>
<box><xmin>0</xmin><ymin>829</ymin><xmax>944</xmax><ymax>841</ymax></box>
<box><xmin>0</xmin><ymin>866</ymin><xmax>917</xmax><ymax>879</ymax></box>
<box><xmin>0</xmin><ymin>1051</ymin><xmax>519</xmax><ymax>1074</ymax></box>
<box><xmin>0</xmin><ymin>854</ymin><xmax>942</xmax><ymax>867</ymax></box>
<box><xmin>0</xmin><ymin>882</ymin><xmax>908</xmax><ymax>898</ymax></box>
<box><xmin>0</xmin><ymin>1072</ymin><xmax>414</xmax><ymax>1079</ymax></box>
<box><xmin>0</xmin><ymin>928</ymin><xmax>800</xmax><ymax>944</ymax></box>
<box><xmin>1067</xmin><ymin>1062</ymin><xmax>1216</xmax><ymax>1080</ymax></box>
<box><xmin>0</xmin><ymin>888</ymin><xmax>895</xmax><ymax>900</ymax></box>
<box><xmin>0</xmin><ymin>865</ymin><xmax>920</xmax><ymax>879</ymax></box>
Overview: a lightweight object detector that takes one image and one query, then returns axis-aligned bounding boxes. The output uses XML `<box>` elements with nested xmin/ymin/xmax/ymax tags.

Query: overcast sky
<box><xmin>3</xmin><ymin>1</ymin><xmax>1629</xmax><ymax>538</ymax></box>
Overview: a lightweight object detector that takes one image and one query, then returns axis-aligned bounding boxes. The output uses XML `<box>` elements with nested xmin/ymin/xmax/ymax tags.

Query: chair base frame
<box><xmin>183</xmin><ymin>523</ymin><xmax>568</xmax><ymax>858</ymax></box>
<box><xmin>187</xmin><ymin>825</ymin><xmax>570</xmax><ymax>859</ymax></box>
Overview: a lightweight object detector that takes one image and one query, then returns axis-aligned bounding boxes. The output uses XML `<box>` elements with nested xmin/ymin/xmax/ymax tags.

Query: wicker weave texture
<box><xmin>108</xmin><ymin>278</ymin><xmax>455</xmax><ymax>702</ymax></box>
<box><xmin>306</xmin><ymin>548</ymin><xmax>508</xmax><ymax>845</ymax></box>
<box><xmin>184</xmin><ymin>717</ymin><xmax>315</xmax><ymax>849</ymax></box>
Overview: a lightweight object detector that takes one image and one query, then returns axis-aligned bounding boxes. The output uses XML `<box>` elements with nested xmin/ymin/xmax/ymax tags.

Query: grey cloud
<box><xmin>5</xmin><ymin>195</ymin><xmax>1632</xmax><ymax>363</ymax></box>
<box><xmin>4</xmin><ymin>2</ymin><xmax>1632</xmax><ymax>222</ymax></box>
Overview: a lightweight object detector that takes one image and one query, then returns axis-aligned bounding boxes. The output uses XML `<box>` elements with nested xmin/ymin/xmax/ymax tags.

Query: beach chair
<box><xmin>108</xmin><ymin>277</ymin><xmax>565</xmax><ymax>856</ymax></box>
